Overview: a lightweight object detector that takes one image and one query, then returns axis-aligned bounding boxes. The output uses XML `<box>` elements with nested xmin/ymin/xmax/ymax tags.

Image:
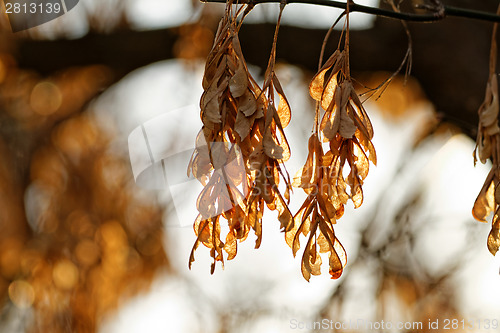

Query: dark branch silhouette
<box><xmin>202</xmin><ymin>0</ymin><xmax>500</xmax><ymax>23</ymax></box>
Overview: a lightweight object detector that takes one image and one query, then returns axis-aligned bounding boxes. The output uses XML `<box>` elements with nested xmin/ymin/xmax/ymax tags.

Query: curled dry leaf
<box><xmin>229</xmin><ymin>62</ymin><xmax>248</xmax><ymax>98</ymax></box>
<box><xmin>488</xmin><ymin>214</ymin><xmax>500</xmax><ymax>255</ymax></box>
<box><xmin>472</xmin><ymin>169</ymin><xmax>495</xmax><ymax>222</ymax></box>
<box><xmin>475</xmin><ymin>74</ymin><xmax>500</xmax><ymax>164</ymax></box>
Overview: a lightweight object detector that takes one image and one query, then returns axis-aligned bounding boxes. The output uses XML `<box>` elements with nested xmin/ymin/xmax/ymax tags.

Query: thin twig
<box><xmin>359</xmin><ymin>0</ymin><xmax>413</xmax><ymax>102</ymax></box>
<box><xmin>201</xmin><ymin>0</ymin><xmax>500</xmax><ymax>23</ymax></box>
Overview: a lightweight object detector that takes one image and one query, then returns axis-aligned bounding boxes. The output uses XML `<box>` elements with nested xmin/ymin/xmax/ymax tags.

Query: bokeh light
<box><xmin>8</xmin><ymin>280</ymin><xmax>35</xmax><ymax>309</ymax></box>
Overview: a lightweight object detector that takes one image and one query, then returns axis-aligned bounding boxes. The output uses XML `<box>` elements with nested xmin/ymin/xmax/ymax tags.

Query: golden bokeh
<box><xmin>75</xmin><ymin>239</ymin><xmax>101</xmax><ymax>267</ymax></box>
<box><xmin>0</xmin><ymin>239</ymin><xmax>23</xmax><ymax>279</ymax></box>
<box><xmin>30</xmin><ymin>81</ymin><xmax>63</xmax><ymax>116</ymax></box>
<box><xmin>52</xmin><ymin>259</ymin><xmax>79</xmax><ymax>290</ymax></box>
<box><xmin>8</xmin><ymin>280</ymin><xmax>35</xmax><ymax>309</ymax></box>
<box><xmin>136</xmin><ymin>231</ymin><xmax>163</xmax><ymax>257</ymax></box>
<box><xmin>361</xmin><ymin>72</ymin><xmax>428</xmax><ymax>118</ymax></box>
<box><xmin>0</xmin><ymin>73</ymin><xmax>168</xmax><ymax>332</ymax></box>
<box><xmin>0</xmin><ymin>5</ymin><xmax>170</xmax><ymax>332</ymax></box>
<box><xmin>174</xmin><ymin>24</ymin><xmax>214</xmax><ymax>60</ymax></box>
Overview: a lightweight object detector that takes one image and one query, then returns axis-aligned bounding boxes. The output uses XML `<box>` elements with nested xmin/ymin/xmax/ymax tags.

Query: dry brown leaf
<box><xmin>229</xmin><ymin>62</ymin><xmax>248</xmax><ymax>98</ymax></box>
<box><xmin>238</xmin><ymin>90</ymin><xmax>258</xmax><ymax>116</ymax></box>
<box><xmin>329</xmin><ymin>238</ymin><xmax>347</xmax><ymax>279</ymax></box>
<box><xmin>339</xmin><ymin>103</ymin><xmax>357</xmax><ymax>138</ymax></box>
<box><xmin>273</xmin><ymin>74</ymin><xmax>292</xmax><ymax>127</ymax></box>
<box><xmin>234</xmin><ymin>110</ymin><xmax>251</xmax><ymax>139</ymax></box>
<box><xmin>224</xmin><ymin>232</ymin><xmax>238</xmax><ymax>260</ymax></box>
<box><xmin>263</xmin><ymin>128</ymin><xmax>284</xmax><ymax>160</ymax></box>
<box><xmin>479</xmin><ymin>74</ymin><xmax>499</xmax><ymax>129</ymax></box>
<box><xmin>309</xmin><ymin>50</ymin><xmax>341</xmax><ymax>101</ymax></box>
<box><xmin>321</xmin><ymin>85</ymin><xmax>341</xmax><ymax>140</ymax></box>
<box><xmin>488</xmin><ymin>214</ymin><xmax>500</xmax><ymax>255</ymax></box>
<box><xmin>472</xmin><ymin>168</ymin><xmax>495</xmax><ymax>222</ymax></box>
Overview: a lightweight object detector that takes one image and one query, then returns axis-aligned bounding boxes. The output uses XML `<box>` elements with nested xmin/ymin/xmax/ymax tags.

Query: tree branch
<box><xmin>201</xmin><ymin>0</ymin><xmax>500</xmax><ymax>23</ymax></box>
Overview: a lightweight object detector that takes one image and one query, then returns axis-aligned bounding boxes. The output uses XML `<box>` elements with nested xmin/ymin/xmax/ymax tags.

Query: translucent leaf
<box><xmin>321</xmin><ymin>75</ymin><xmax>338</xmax><ymax>112</ymax></box>
<box><xmin>292</xmin><ymin>208</ymin><xmax>311</xmax><ymax>257</ymax></box>
<box><xmin>317</xmin><ymin>233</ymin><xmax>330</xmax><ymax>253</ymax></box>
<box><xmin>472</xmin><ymin>169</ymin><xmax>495</xmax><ymax>222</ymax></box>
<box><xmin>293</xmin><ymin>137</ymin><xmax>317</xmax><ymax>188</ymax></box>
<box><xmin>276</xmin><ymin>128</ymin><xmax>291</xmax><ymax>161</ymax></box>
<box><xmin>349</xmin><ymin>88</ymin><xmax>374</xmax><ymax>139</ymax></box>
<box><xmin>276</xmin><ymin>192</ymin><xmax>294</xmax><ymax>232</ymax></box>
<box><xmin>191</xmin><ymin>150</ymin><xmax>212</xmax><ymax>183</ymax></box>
<box><xmin>224</xmin><ymin>232</ymin><xmax>238</xmax><ymax>260</ymax></box>
<box><xmin>309</xmin><ymin>50</ymin><xmax>340</xmax><ymax>101</ymax></box>
<box><xmin>353</xmin><ymin>141</ymin><xmax>370</xmax><ymax>180</ymax></box>
<box><xmin>487</xmin><ymin>216</ymin><xmax>500</xmax><ymax>255</ymax></box>
<box><xmin>273</xmin><ymin>74</ymin><xmax>291</xmax><ymax>127</ymax></box>
<box><xmin>196</xmin><ymin>182</ymin><xmax>216</xmax><ymax>219</ymax></box>
<box><xmin>321</xmin><ymin>88</ymin><xmax>341</xmax><ymax>140</ymax></box>
<box><xmin>246</xmin><ymin>198</ymin><xmax>263</xmax><ymax>248</ymax></box>
<box><xmin>316</xmin><ymin>194</ymin><xmax>331</xmax><ymax>221</ymax></box>
<box><xmin>351</xmin><ymin>183</ymin><xmax>363</xmax><ymax>209</ymax></box>
<box><xmin>300</xmin><ymin>236</ymin><xmax>314</xmax><ymax>282</ymax></box>
<box><xmin>310</xmin><ymin>251</ymin><xmax>322</xmax><ymax>276</ymax></box>
<box><xmin>301</xmin><ymin>223</ymin><xmax>321</xmax><ymax>281</ymax></box>
<box><xmin>210</xmin><ymin>142</ymin><xmax>229</xmax><ymax>170</ymax></box>
<box><xmin>301</xmin><ymin>257</ymin><xmax>311</xmax><ymax>281</ymax></box>
<box><xmin>189</xmin><ymin>236</ymin><xmax>200</xmax><ymax>269</ymax></box>
<box><xmin>310</xmin><ymin>69</ymin><xmax>329</xmax><ymax>102</ymax></box>
<box><xmin>285</xmin><ymin>215</ymin><xmax>300</xmax><ymax>249</ymax></box>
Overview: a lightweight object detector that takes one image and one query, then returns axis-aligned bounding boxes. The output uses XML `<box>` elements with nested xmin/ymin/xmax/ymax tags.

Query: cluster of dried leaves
<box><xmin>189</xmin><ymin>0</ymin><xmax>500</xmax><ymax>280</ymax></box>
<box><xmin>188</xmin><ymin>1</ymin><xmax>293</xmax><ymax>274</ymax></box>
<box><xmin>188</xmin><ymin>1</ymin><xmax>377</xmax><ymax>281</ymax></box>
<box><xmin>473</xmin><ymin>9</ymin><xmax>500</xmax><ymax>256</ymax></box>
<box><xmin>285</xmin><ymin>12</ymin><xmax>376</xmax><ymax>280</ymax></box>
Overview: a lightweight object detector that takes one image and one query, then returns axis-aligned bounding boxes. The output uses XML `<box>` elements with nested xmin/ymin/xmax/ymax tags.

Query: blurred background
<box><xmin>0</xmin><ymin>0</ymin><xmax>499</xmax><ymax>332</ymax></box>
